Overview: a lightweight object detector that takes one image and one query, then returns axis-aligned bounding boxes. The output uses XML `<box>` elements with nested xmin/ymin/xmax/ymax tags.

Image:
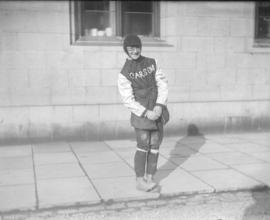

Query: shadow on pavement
<box><xmin>155</xmin><ymin>123</ymin><xmax>206</xmax><ymax>183</ymax></box>
<box><xmin>242</xmin><ymin>187</ymin><xmax>270</xmax><ymax>220</ymax></box>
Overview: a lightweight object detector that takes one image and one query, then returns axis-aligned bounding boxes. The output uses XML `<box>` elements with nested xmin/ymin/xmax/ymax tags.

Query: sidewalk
<box><xmin>0</xmin><ymin>132</ymin><xmax>270</xmax><ymax>213</ymax></box>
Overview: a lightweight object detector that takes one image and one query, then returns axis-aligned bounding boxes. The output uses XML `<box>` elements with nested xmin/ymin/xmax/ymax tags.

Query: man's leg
<box><xmin>134</xmin><ymin>129</ymin><xmax>157</xmax><ymax>191</ymax></box>
<box><xmin>146</xmin><ymin>124</ymin><xmax>163</xmax><ymax>182</ymax></box>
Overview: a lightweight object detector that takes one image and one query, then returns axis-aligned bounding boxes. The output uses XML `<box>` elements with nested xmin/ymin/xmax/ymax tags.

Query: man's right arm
<box><xmin>117</xmin><ymin>73</ymin><xmax>147</xmax><ymax>117</ymax></box>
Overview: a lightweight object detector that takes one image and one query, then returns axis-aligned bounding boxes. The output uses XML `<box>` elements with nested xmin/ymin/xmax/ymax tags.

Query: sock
<box><xmin>146</xmin><ymin>149</ymin><xmax>159</xmax><ymax>175</ymax></box>
<box><xmin>134</xmin><ymin>150</ymin><xmax>147</xmax><ymax>177</ymax></box>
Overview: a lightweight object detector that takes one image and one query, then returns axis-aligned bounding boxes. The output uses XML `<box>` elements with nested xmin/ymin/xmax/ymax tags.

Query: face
<box><xmin>126</xmin><ymin>46</ymin><xmax>141</xmax><ymax>60</ymax></box>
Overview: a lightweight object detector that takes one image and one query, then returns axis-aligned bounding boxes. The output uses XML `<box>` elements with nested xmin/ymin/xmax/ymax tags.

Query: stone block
<box><xmin>197</xmin><ymin>53</ymin><xmax>226</xmax><ymax>70</ymax></box>
<box><xmin>37</xmin><ymin>177</ymin><xmax>100</xmax><ymax>209</ymax></box>
<box><xmin>165</xmin><ymin>17</ymin><xmax>179</xmax><ymax>36</ymax></box>
<box><xmin>228</xmin><ymin>37</ymin><xmax>246</xmax><ymax>52</ymax></box>
<box><xmin>44</xmin><ymin>51</ymin><xmax>65</xmax><ymax>69</ymax></box>
<box><xmin>36</xmin><ymin>163</ymin><xmax>84</xmax><ymax>180</ymax></box>
<box><xmin>100</xmin><ymin>69</ymin><xmax>119</xmax><ymax>86</ymax></box>
<box><xmin>226</xmin><ymin>53</ymin><xmax>250</xmax><ymax>68</ymax></box>
<box><xmin>165</xmin><ymin>2</ymin><xmax>180</xmax><ymax>17</ymax></box>
<box><xmin>174</xmin><ymin>68</ymin><xmax>193</xmax><ymax>86</ymax></box>
<box><xmin>182</xmin><ymin>37</ymin><xmax>214</xmax><ymax>52</ymax></box>
<box><xmin>29</xmin><ymin>106</ymin><xmax>52</xmax><ymax>124</ymax></box>
<box><xmin>70</xmin><ymin>87</ymin><xmax>87</xmax><ymax>104</ymax></box>
<box><xmin>181</xmin><ymin>17</ymin><xmax>198</xmax><ymax>36</ymax></box>
<box><xmin>236</xmin><ymin>68</ymin><xmax>267</xmax><ymax>85</ymax></box>
<box><xmin>0</xmin><ymin>156</ymin><xmax>33</xmax><ymax>171</ymax></box>
<box><xmin>84</xmin><ymin>69</ymin><xmax>101</xmax><ymax>86</ymax></box>
<box><xmin>8</xmin><ymin>68</ymin><xmax>29</xmax><ymax>89</ymax></box>
<box><xmin>184</xmin><ymin>2</ymin><xmax>249</xmax><ymax>18</ymax></box>
<box><xmin>84</xmin><ymin>51</ymin><xmax>117</xmax><ymax>69</ymax></box>
<box><xmin>22</xmin><ymin>51</ymin><xmax>46</xmax><ymax>68</ymax></box>
<box><xmin>163</xmin><ymin>68</ymin><xmax>175</xmax><ymax>86</ymax></box>
<box><xmin>99</xmin><ymin>104</ymin><xmax>130</xmax><ymax>121</ymax></box>
<box><xmin>0</xmin><ymin>51</ymin><xmax>23</xmax><ymax>68</ymax></box>
<box><xmin>72</xmin><ymin>105</ymin><xmax>99</xmax><ymax>123</ymax></box>
<box><xmin>48</xmin><ymin>68</ymin><xmax>69</xmax><ymax>89</ymax></box>
<box><xmin>248</xmin><ymin>54</ymin><xmax>270</xmax><ymax>68</ymax></box>
<box><xmin>0</xmin><ymin>69</ymin><xmax>9</xmax><ymax>89</ymax></box>
<box><xmin>10</xmin><ymin>87</ymin><xmax>51</xmax><ymax>106</ymax></box>
<box><xmin>28</xmin><ymin>123</ymin><xmax>52</xmax><ymax>140</ymax></box>
<box><xmin>85</xmin><ymin>86</ymin><xmax>119</xmax><ymax>104</ymax></box>
<box><xmin>0</xmin><ymin>89</ymin><xmax>11</xmax><ymax>106</ymax></box>
<box><xmin>34</xmin><ymin>152</ymin><xmax>77</xmax><ymax>165</ymax></box>
<box><xmin>162</xmin><ymin>52</ymin><xmax>196</xmax><ymax>69</ymax></box>
<box><xmin>116</xmin><ymin>52</ymin><xmax>127</xmax><ymax>68</ymax></box>
<box><xmin>220</xmin><ymin>84</ymin><xmax>253</xmax><ymax>100</ymax></box>
<box><xmin>28</xmin><ymin>68</ymin><xmax>51</xmax><ymax>89</ymax></box>
<box><xmin>214</xmin><ymin>37</ymin><xmax>228</xmax><ymax>52</ymax></box>
<box><xmin>17</xmin><ymin>33</ymin><xmax>43</xmax><ymax>51</ymax></box>
<box><xmin>251</xmin><ymin>84</ymin><xmax>270</xmax><ymax>100</ymax></box>
<box><xmin>83</xmin><ymin>51</ymin><xmax>101</xmax><ymax>69</ymax></box>
<box><xmin>0</xmin><ymin>108</ymin><xmax>30</xmax><ymax>136</ymax></box>
<box><xmin>36</xmin><ymin>11</ymin><xmax>69</xmax><ymax>34</ymax></box>
<box><xmin>50</xmin><ymin>87</ymin><xmax>71</xmax><ymax>105</ymax></box>
<box><xmin>209</xmin><ymin>18</ymin><xmax>230</xmax><ymax>37</ymax></box>
<box><xmin>51</xmin><ymin>106</ymin><xmax>72</xmax><ymax>125</ymax></box>
<box><xmin>206</xmin><ymin>68</ymin><xmax>237</xmax><ymax>85</ymax></box>
<box><xmin>169</xmin><ymin>86</ymin><xmax>190</xmax><ymax>102</ymax></box>
<box><xmin>230</xmin><ymin>18</ymin><xmax>249</xmax><ymax>37</ymax></box>
<box><xmin>192</xmin><ymin>169</ymin><xmax>262</xmax><ymax>192</ymax></box>
<box><xmin>0</xmin><ymin>10</ymin><xmax>38</xmax><ymax>33</ymax></box>
<box><xmin>0</xmin><ymin>169</ymin><xmax>34</xmax><ymax>186</ymax></box>
<box><xmin>92</xmin><ymin>176</ymin><xmax>159</xmax><ymax>202</ymax></box>
<box><xmin>60</xmin><ymin>50</ymin><xmax>84</xmax><ymax>69</ymax></box>
<box><xmin>189</xmin><ymin>86</ymin><xmax>221</xmax><ymax>101</ymax></box>
<box><xmin>83</xmin><ymin>162</ymin><xmax>134</xmax><ymax>179</ymax></box>
<box><xmin>0</xmin><ymin>32</ymin><xmax>17</xmax><ymax>51</ymax></box>
<box><xmin>197</xmin><ymin>17</ymin><xmax>211</xmax><ymax>37</ymax></box>
<box><xmin>0</xmin><ymin>184</ymin><xmax>36</xmax><ymax>212</ymax></box>
<box><xmin>17</xmin><ymin>32</ymin><xmax>68</xmax><ymax>51</ymax></box>
<box><xmin>101</xmin><ymin>52</ymin><xmax>118</xmax><ymax>68</ymax></box>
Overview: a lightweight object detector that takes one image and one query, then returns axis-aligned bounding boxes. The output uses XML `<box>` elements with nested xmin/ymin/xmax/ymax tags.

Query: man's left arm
<box><xmin>153</xmin><ymin>60</ymin><xmax>168</xmax><ymax>116</ymax></box>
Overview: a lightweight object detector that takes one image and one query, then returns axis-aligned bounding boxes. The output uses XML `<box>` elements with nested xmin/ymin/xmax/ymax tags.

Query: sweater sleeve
<box><xmin>155</xmin><ymin>59</ymin><xmax>168</xmax><ymax>106</ymax></box>
<box><xmin>118</xmin><ymin>73</ymin><xmax>147</xmax><ymax>117</ymax></box>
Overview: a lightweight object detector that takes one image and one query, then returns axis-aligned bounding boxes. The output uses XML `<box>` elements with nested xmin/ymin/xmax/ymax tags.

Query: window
<box><xmin>255</xmin><ymin>2</ymin><xmax>270</xmax><ymax>46</ymax></box>
<box><xmin>70</xmin><ymin>1</ymin><xmax>160</xmax><ymax>44</ymax></box>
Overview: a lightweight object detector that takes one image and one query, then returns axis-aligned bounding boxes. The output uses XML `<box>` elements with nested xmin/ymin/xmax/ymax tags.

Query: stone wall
<box><xmin>0</xmin><ymin>1</ymin><xmax>269</xmax><ymax>143</ymax></box>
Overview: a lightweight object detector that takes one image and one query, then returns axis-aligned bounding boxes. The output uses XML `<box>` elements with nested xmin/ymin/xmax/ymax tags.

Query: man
<box><xmin>118</xmin><ymin>35</ymin><xmax>169</xmax><ymax>192</ymax></box>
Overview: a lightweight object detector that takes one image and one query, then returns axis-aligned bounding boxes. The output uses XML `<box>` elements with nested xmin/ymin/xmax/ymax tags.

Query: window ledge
<box><xmin>72</xmin><ymin>36</ymin><xmax>173</xmax><ymax>47</ymax></box>
<box><xmin>248</xmin><ymin>39</ymin><xmax>270</xmax><ymax>54</ymax></box>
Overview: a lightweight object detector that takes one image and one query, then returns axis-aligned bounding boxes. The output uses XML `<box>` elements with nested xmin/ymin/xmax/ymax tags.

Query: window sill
<box><xmin>72</xmin><ymin>36</ymin><xmax>173</xmax><ymax>47</ymax></box>
<box><xmin>248</xmin><ymin>38</ymin><xmax>270</xmax><ymax>54</ymax></box>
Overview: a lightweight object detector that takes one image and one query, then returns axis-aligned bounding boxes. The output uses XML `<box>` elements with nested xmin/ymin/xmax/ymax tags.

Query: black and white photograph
<box><xmin>0</xmin><ymin>1</ymin><xmax>270</xmax><ymax>219</ymax></box>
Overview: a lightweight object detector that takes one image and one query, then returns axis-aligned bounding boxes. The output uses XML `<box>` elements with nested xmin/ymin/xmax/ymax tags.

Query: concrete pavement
<box><xmin>0</xmin><ymin>132</ymin><xmax>269</xmax><ymax>213</ymax></box>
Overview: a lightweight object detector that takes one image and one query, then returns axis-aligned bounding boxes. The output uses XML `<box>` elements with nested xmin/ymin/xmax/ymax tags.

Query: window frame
<box><xmin>69</xmin><ymin>0</ymin><xmax>169</xmax><ymax>47</ymax></box>
<box><xmin>254</xmin><ymin>1</ymin><xmax>270</xmax><ymax>47</ymax></box>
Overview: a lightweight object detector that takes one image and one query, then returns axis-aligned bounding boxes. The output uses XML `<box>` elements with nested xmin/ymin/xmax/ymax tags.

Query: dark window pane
<box><xmin>256</xmin><ymin>2</ymin><xmax>270</xmax><ymax>38</ymax></box>
<box><xmin>122</xmin><ymin>1</ymin><xmax>152</xmax><ymax>12</ymax></box>
<box><xmin>83</xmin><ymin>11</ymin><xmax>109</xmax><ymax>31</ymax></box>
<box><xmin>84</xmin><ymin>1</ymin><xmax>109</xmax><ymax>11</ymax></box>
<box><xmin>123</xmin><ymin>13</ymin><xmax>152</xmax><ymax>37</ymax></box>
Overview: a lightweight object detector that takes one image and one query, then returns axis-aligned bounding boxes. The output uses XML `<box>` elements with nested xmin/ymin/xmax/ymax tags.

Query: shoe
<box><xmin>145</xmin><ymin>174</ymin><xmax>160</xmax><ymax>192</ymax></box>
<box><xmin>136</xmin><ymin>177</ymin><xmax>157</xmax><ymax>192</ymax></box>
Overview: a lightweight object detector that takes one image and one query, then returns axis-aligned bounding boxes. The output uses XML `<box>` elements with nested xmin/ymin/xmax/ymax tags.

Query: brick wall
<box><xmin>0</xmin><ymin>1</ymin><xmax>269</xmax><ymax>143</ymax></box>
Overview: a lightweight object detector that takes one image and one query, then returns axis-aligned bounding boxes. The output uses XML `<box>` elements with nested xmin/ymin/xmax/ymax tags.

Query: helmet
<box><xmin>123</xmin><ymin>35</ymin><xmax>142</xmax><ymax>54</ymax></box>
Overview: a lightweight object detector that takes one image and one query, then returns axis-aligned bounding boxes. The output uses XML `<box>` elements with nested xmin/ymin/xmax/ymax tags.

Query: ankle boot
<box><xmin>136</xmin><ymin>177</ymin><xmax>156</xmax><ymax>192</ymax></box>
<box><xmin>145</xmin><ymin>174</ymin><xmax>153</xmax><ymax>182</ymax></box>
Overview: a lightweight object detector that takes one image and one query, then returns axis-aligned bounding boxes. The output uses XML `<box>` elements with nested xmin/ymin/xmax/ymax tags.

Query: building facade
<box><xmin>0</xmin><ymin>1</ymin><xmax>269</xmax><ymax>143</ymax></box>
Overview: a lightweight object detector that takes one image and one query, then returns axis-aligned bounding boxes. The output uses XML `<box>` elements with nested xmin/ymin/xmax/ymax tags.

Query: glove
<box><xmin>145</xmin><ymin>110</ymin><xmax>160</xmax><ymax>121</ymax></box>
<box><xmin>153</xmin><ymin>105</ymin><xmax>162</xmax><ymax>117</ymax></box>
